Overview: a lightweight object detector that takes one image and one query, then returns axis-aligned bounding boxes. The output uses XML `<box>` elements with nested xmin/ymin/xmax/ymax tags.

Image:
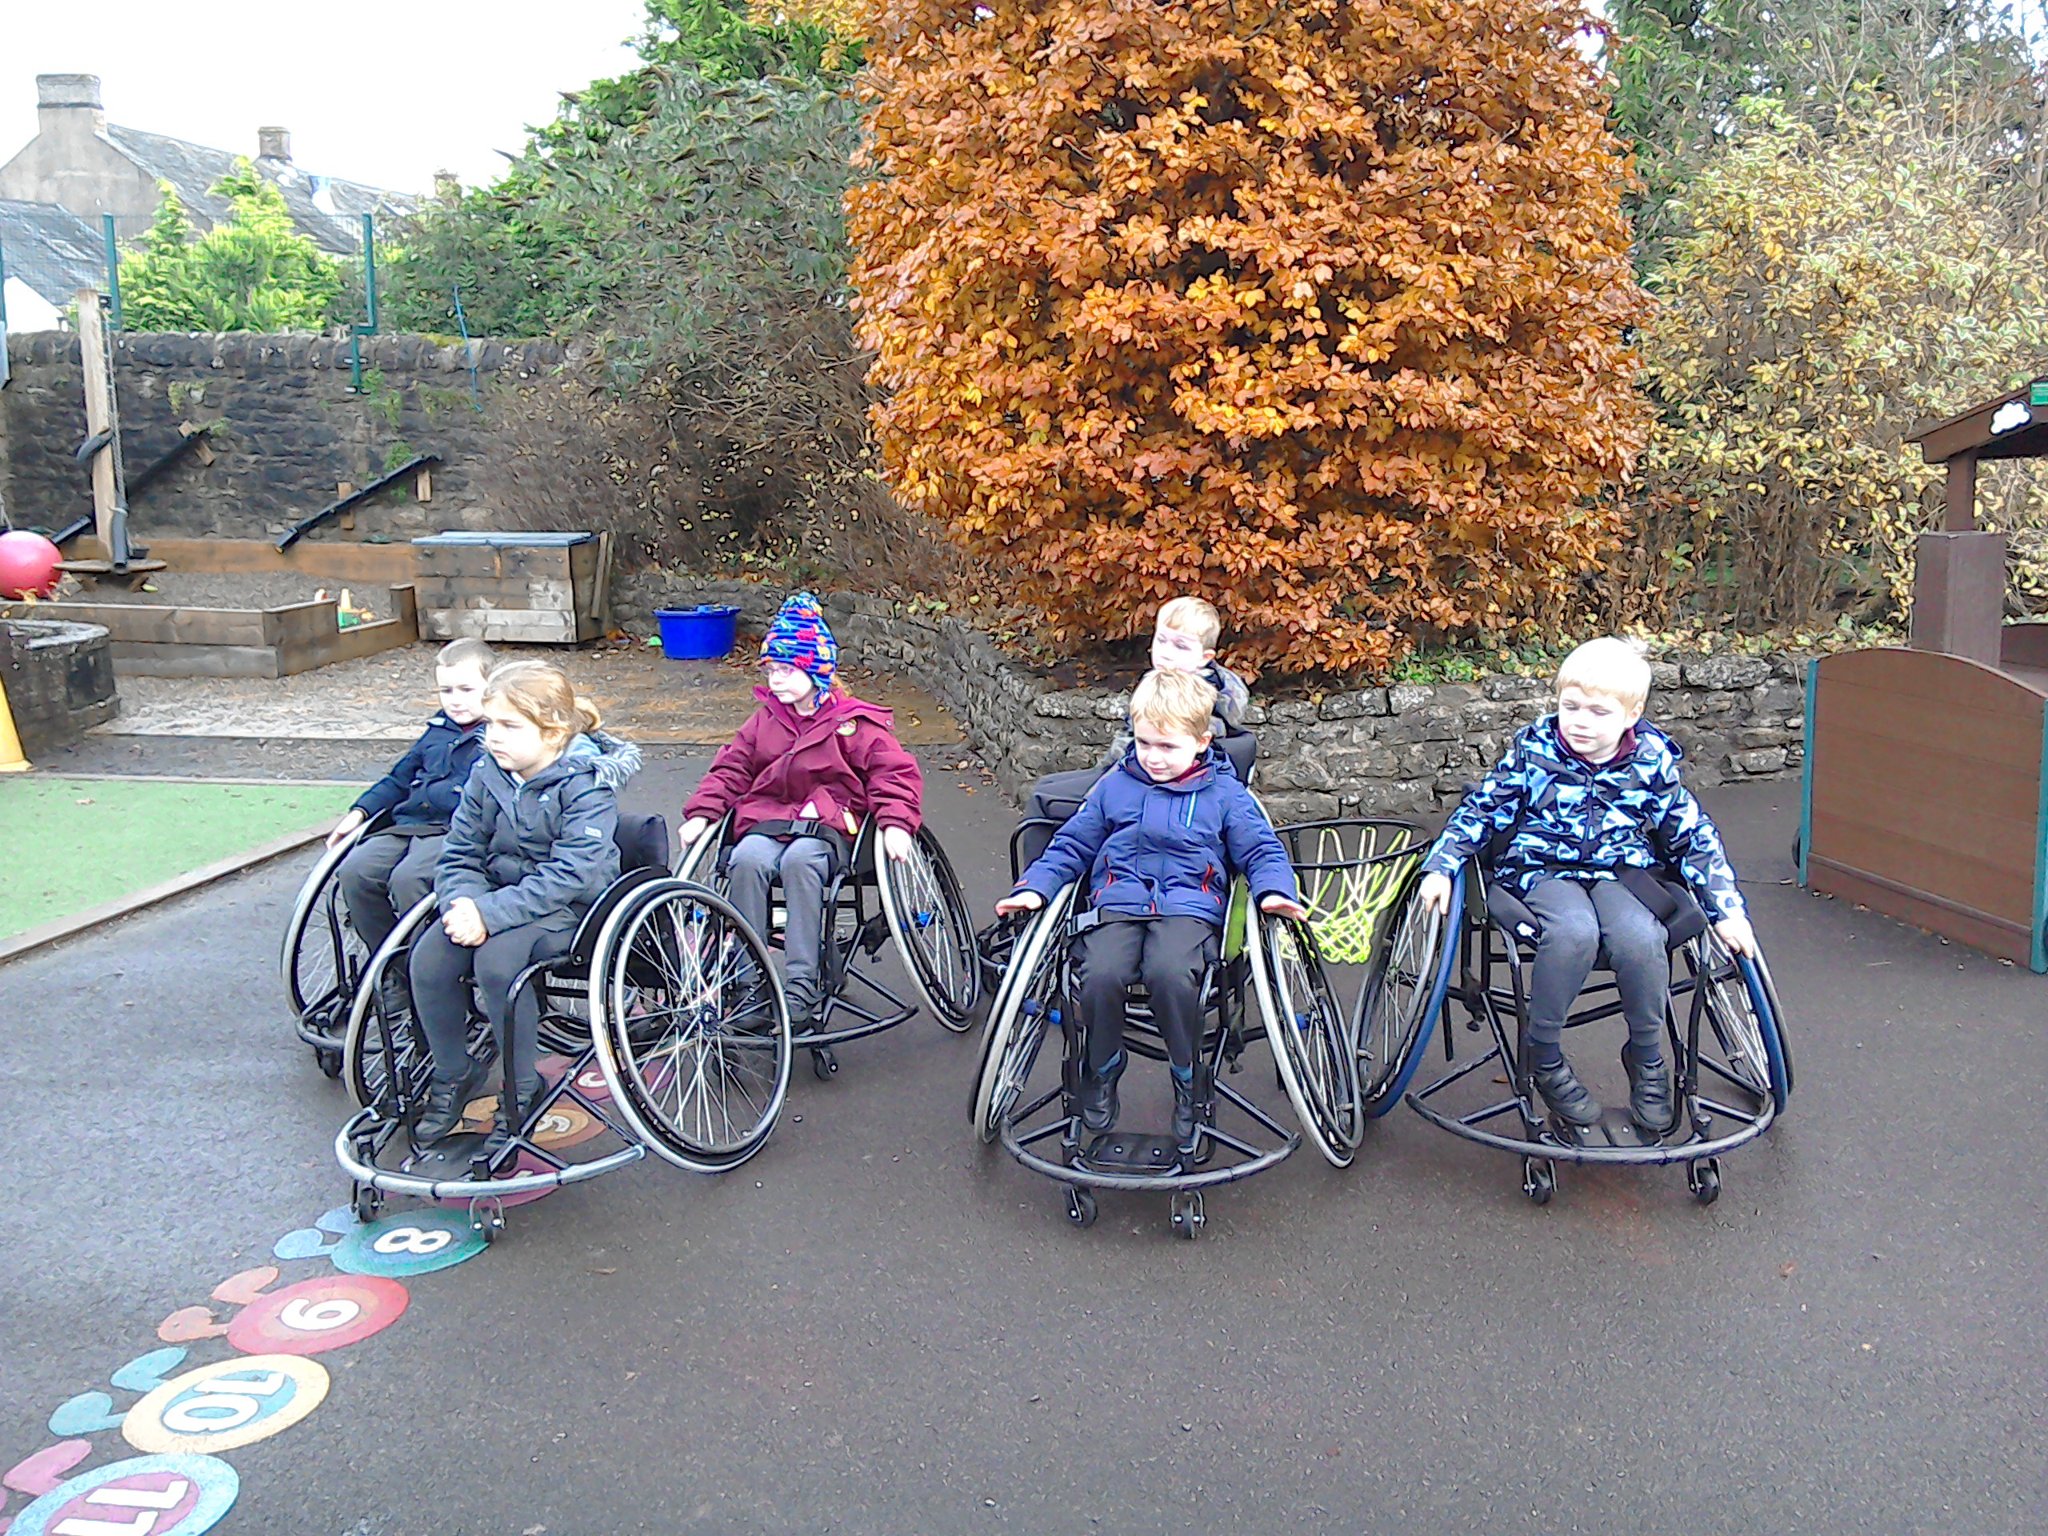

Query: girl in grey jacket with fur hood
<box><xmin>411</xmin><ymin>660</ymin><xmax>641</xmax><ymax>1152</ymax></box>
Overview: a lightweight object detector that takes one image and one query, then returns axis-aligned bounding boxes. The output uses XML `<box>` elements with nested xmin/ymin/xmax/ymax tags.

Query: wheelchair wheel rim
<box><xmin>1356</xmin><ymin>868</ymin><xmax>1456</xmax><ymax>1117</ymax></box>
<box><xmin>591</xmin><ymin>880</ymin><xmax>792</xmax><ymax>1172</ymax></box>
<box><xmin>282</xmin><ymin>838</ymin><xmax>369</xmax><ymax>1028</ymax></box>
<box><xmin>971</xmin><ymin>884</ymin><xmax>1072</xmax><ymax>1140</ymax></box>
<box><xmin>877</xmin><ymin>828</ymin><xmax>982</xmax><ymax>1031</ymax></box>
<box><xmin>341</xmin><ymin>899</ymin><xmax>441</xmax><ymax>1113</ymax></box>
<box><xmin>1249</xmin><ymin>909</ymin><xmax>1358</xmax><ymax>1167</ymax></box>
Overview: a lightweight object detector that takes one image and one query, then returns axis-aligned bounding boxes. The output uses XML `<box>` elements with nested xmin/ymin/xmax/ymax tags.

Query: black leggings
<box><xmin>410</xmin><ymin>916</ymin><xmax>577</xmax><ymax>1089</ymax></box>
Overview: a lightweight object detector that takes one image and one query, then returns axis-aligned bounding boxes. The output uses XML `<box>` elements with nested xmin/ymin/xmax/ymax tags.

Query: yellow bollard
<box><xmin>0</xmin><ymin>674</ymin><xmax>31</xmax><ymax>773</ymax></box>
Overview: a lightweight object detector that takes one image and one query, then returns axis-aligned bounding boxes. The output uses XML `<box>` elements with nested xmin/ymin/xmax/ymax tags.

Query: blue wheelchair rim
<box><xmin>1740</xmin><ymin>953</ymin><xmax>1792</xmax><ymax>1114</ymax></box>
<box><xmin>1363</xmin><ymin>867</ymin><xmax>1461</xmax><ymax>1120</ymax></box>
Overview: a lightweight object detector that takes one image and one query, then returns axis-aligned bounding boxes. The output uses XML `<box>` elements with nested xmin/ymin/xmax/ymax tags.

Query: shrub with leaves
<box><xmin>1624</xmin><ymin>99</ymin><xmax>2048</xmax><ymax>630</ymax></box>
<box><xmin>848</xmin><ymin>0</ymin><xmax>1648</xmax><ymax>675</ymax></box>
<box><xmin>118</xmin><ymin>167</ymin><xmax>345</xmax><ymax>333</ymax></box>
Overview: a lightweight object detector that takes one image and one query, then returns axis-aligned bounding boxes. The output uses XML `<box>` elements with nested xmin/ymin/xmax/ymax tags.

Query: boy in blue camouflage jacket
<box><xmin>1417</xmin><ymin>638</ymin><xmax>1757</xmax><ymax>1133</ymax></box>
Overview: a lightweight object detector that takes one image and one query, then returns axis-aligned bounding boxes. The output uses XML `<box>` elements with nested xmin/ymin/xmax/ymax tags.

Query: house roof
<box><xmin>105</xmin><ymin>124</ymin><xmax>417</xmax><ymax>255</ymax></box>
<box><xmin>0</xmin><ymin>198</ymin><xmax>102</xmax><ymax>307</ymax></box>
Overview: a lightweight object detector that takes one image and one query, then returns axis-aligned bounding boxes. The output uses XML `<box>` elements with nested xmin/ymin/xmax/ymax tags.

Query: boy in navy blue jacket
<box><xmin>1418</xmin><ymin>637</ymin><xmax>1757</xmax><ymax>1133</ymax></box>
<box><xmin>997</xmin><ymin>669</ymin><xmax>1305</xmax><ymax>1151</ymax></box>
<box><xmin>327</xmin><ymin>639</ymin><xmax>497</xmax><ymax>973</ymax></box>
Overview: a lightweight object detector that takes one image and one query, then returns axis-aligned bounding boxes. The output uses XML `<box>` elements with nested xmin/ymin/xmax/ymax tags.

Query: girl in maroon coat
<box><xmin>678</xmin><ymin>592</ymin><xmax>924</xmax><ymax>1032</ymax></box>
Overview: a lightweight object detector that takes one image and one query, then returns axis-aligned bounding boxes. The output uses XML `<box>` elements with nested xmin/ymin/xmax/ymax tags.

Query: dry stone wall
<box><xmin>615</xmin><ymin>573</ymin><xmax>1810</xmax><ymax>820</ymax></box>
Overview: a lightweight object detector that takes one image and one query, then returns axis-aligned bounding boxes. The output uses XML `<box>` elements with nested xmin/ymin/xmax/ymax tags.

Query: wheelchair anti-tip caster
<box><xmin>1688</xmin><ymin>1157</ymin><xmax>1722</xmax><ymax>1206</ymax></box>
<box><xmin>1065</xmin><ymin>1187</ymin><xmax>1098</xmax><ymax>1229</ymax></box>
<box><xmin>811</xmin><ymin>1047</ymin><xmax>839</xmax><ymax>1081</ymax></box>
<box><xmin>468</xmin><ymin>1194</ymin><xmax>505</xmax><ymax>1244</ymax></box>
<box><xmin>352</xmin><ymin>1184</ymin><xmax>383</xmax><ymax>1225</ymax></box>
<box><xmin>1522</xmin><ymin>1156</ymin><xmax>1556</xmax><ymax>1206</ymax></box>
<box><xmin>1169</xmin><ymin>1190</ymin><xmax>1205</xmax><ymax>1240</ymax></box>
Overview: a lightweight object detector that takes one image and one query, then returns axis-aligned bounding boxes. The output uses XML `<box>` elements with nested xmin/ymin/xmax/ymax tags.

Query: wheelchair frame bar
<box><xmin>336</xmin><ymin>1107</ymin><xmax>647</xmax><ymax>1198</ymax></box>
<box><xmin>1403</xmin><ymin>898</ymin><xmax>1779</xmax><ymax>1167</ymax></box>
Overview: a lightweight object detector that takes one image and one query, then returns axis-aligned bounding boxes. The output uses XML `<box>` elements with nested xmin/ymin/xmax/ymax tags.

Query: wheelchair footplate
<box><xmin>1076</xmin><ymin>1131</ymin><xmax>1186</xmax><ymax>1179</ymax></box>
<box><xmin>399</xmin><ymin>1131</ymin><xmax>504</xmax><ymax>1180</ymax></box>
<box><xmin>1547</xmin><ymin>1107</ymin><xmax>1664</xmax><ymax>1151</ymax></box>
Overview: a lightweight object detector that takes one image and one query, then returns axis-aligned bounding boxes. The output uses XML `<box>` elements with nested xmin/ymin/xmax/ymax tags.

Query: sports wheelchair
<box><xmin>332</xmin><ymin>813</ymin><xmax>795</xmax><ymax>1239</ymax></box>
<box><xmin>283</xmin><ymin>810</ymin><xmax>418</xmax><ymax>1078</ymax></box>
<box><xmin>1356</xmin><ymin>853</ymin><xmax>1793</xmax><ymax>1206</ymax></box>
<box><xmin>672</xmin><ymin>812</ymin><xmax>981</xmax><ymax>1079</ymax></box>
<box><xmin>971</xmin><ymin>811</ymin><xmax>1361</xmax><ymax>1240</ymax></box>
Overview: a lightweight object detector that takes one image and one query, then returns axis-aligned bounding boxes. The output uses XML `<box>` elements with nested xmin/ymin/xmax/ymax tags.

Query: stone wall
<box><xmin>0</xmin><ymin>332</ymin><xmax>565</xmax><ymax>544</ymax></box>
<box><xmin>614</xmin><ymin>572</ymin><xmax>1811</xmax><ymax>819</ymax></box>
<box><xmin>0</xmin><ymin>618</ymin><xmax>117</xmax><ymax>757</ymax></box>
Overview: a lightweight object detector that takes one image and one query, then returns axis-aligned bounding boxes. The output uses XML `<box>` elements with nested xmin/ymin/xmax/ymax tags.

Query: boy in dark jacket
<box><xmin>325</xmin><ymin>639</ymin><xmax>494</xmax><ymax>1026</ymax></box>
<box><xmin>678</xmin><ymin>592</ymin><xmax>924</xmax><ymax>1035</ymax></box>
<box><xmin>412</xmin><ymin>661</ymin><xmax>641</xmax><ymax>1148</ymax></box>
<box><xmin>1418</xmin><ymin>637</ymin><xmax>1757</xmax><ymax>1133</ymax></box>
<box><xmin>1022</xmin><ymin>596</ymin><xmax>1252</xmax><ymax>856</ymax></box>
<box><xmin>997</xmin><ymin>669</ymin><xmax>1305</xmax><ymax>1151</ymax></box>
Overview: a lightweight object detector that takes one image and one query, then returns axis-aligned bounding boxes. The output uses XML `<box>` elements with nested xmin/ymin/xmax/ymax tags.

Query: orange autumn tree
<box><xmin>848</xmin><ymin>0</ymin><xmax>1649</xmax><ymax>675</ymax></box>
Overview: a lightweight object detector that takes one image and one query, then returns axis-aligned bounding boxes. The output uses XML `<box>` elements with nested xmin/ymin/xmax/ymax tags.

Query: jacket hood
<box><xmin>1112</xmin><ymin>741</ymin><xmax>1237</xmax><ymax>793</ymax></box>
<box><xmin>750</xmin><ymin>686</ymin><xmax>895</xmax><ymax>732</ymax></box>
<box><xmin>1524</xmin><ymin>714</ymin><xmax>1681</xmax><ymax>774</ymax></box>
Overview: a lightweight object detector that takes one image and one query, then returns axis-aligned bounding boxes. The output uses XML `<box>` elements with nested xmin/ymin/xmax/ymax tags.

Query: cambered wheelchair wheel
<box><xmin>876</xmin><ymin>826</ymin><xmax>982</xmax><ymax>1032</ymax></box>
<box><xmin>672</xmin><ymin>813</ymin><xmax>729</xmax><ymax>886</ymax></box>
<box><xmin>1247</xmin><ymin>908</ymin><xmax>1361</xmax><ymax>1167</ymax></box>
<box><xmin>1691</xmin><ymin>931</ymin><xmax>1793</xmax><ymax>1114</ymax></box>
<box><xmin>971</xmin><ymin>883</ymin><xmax>1075</xmax><ymax>1143</ymax></box>
<box><xmin>1356</xmin><ymin>866</ymin><xmax>1460</xmax><ymax>1118</ymax></box>
<box><xmin>341</xmin><ymin>896</ymin><xmax>440</xmax><ymax>1113</ymax></box>
<box><xmin>281</xmin><ymin>824</ymin><xmax>374</xmax><ymax>1045</ymax></box>
<box><xmin>589</xmin><ymin>878</ymin><xmax>793</xmax><ymax>1173</ymax></box>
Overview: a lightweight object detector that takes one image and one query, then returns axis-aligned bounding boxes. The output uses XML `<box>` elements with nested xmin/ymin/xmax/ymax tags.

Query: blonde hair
<box><xmin>484</xmin><ymin>661</ymin><xmax>603</xmax><ymax>742</ymax></box>
<box><xmin>1156</xmin><ymin>596</ymin><xmax>1222</xmax><ymax>651</ymax></box>
<box><xmin>436</xmin><ymin>637</ymin><xmax>497</xmax><ymax>676</ymax></box>
<box><xmin>1129</xmin><ymin>668</ymin><xmax>1218</xmax><ymax>737</ymax></box>
<box><xmin>1555</xmin><ymin>637</ymin><xmax>1652</xmax><ymax>713</ymax></box>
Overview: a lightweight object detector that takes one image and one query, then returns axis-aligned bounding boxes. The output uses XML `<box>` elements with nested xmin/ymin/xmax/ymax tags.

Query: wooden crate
<box><xmin>411</xmin><ymin>532</ymin><xmax>609</xmax><ymax>645</ymax></box>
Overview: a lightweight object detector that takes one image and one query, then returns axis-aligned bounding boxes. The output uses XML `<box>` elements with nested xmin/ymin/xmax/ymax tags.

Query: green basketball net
<box><xmin>1291</xmin><ymin>822</ymin><xmax>1423</xmax><ymax>965</ymax></box>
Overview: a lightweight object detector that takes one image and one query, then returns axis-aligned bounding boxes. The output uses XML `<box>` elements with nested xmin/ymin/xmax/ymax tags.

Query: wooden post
<box><xmin>74</xmin><ymin>291</ymin><xmax>119</xmax><ymax>556</ymax></box>
<box><xmin>1911</xmin><ymin>530</ymin><xmax>2005</xmax><ymax>665</ymax></box>
<box><xmin>1944</xmin><ymin>452</ymin><xmax>1979</xmax><ymax>532</ymax></box>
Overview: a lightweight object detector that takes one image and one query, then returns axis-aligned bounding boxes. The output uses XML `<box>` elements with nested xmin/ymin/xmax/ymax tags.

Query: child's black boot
<box><xmin>1621</xmin><ymin>1041</ymin><xmax>1674</xmax><ymax>1135</ymax></box>
<box><xmin>1076</xmin><ymin>1052</ymin><xmax>1123</xmax><ymax>1133</ymax></box>
<box><xmin>482</xmin><ymin>1076</ymin><xmax>547</xmax><ymax>1163</ymax></box>
<box><xmin>1529</xmin><ymin>1055</ymin><xmax>1602</xmax><ymax>1128</ymax></box>
<box><xmin>1171</xmin><ymin>1066</ymin><xmax>1202</xmax><ymax>1155</ymax></box>
<box><xmin>414</xmin><ymin>1058</ymin><xmax>489</xmax><ymax>1145</ymax></box>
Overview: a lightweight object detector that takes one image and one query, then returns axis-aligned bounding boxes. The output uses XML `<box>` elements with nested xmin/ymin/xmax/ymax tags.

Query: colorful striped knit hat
<box><xmin>760</xmin><ymin>590</ymin><xmax>837</xmax><ymax>696</ymax></box>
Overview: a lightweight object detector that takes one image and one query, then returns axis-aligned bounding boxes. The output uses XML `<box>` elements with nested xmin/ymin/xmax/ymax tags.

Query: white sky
<box><xmin>2</xmin><ymin>0</ymin><xmax>652</xmax><ymax>196</ymax></box>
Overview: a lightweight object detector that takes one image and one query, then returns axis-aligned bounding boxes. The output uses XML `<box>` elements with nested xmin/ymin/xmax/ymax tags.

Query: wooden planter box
<box><xmin>412</xmin><ymin>531</ymin><xmax>609</xmax><ymax>645</ymax></box>
<box><xmin>3</xmin><ymin>586</ymin><xmax>420</xmax><ymax>679</ymax></box>
<box><xmin>1801</xmin><ymin>647</ymin><xmax>2048</xmax><ymax>970</ymax></box>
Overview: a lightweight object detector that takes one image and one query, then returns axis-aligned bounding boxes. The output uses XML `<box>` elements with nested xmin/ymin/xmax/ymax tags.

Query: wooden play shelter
<box><xmin>1801</xmin><ymin>377</ymin><xmax>2048</xmax><ymax>970</ymax></box>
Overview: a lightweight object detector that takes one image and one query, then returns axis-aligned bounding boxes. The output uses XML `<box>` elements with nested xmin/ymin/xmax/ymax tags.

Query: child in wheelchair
<box><xmin>1022</xmin><ymin>595</ymin><xmax>1253</xmax><ymax>849</ymax></box>
<box><xmin>410</xmin><ymin>660</ymin><xmax>642</xmax><ymax>1150</ymax></box>
<box><xmin>1416</xmin><ymin>637</ymin><xmax>1756</xmax><ymax>1134</ymax></box>
<box><xmin>323</xmin><ymin>637</ymin><xmax>496</xmax><ymax>1028</ymax></box>
<box><xmin>996</xmin><ymin>669</ymin><xmax>1305</xmax><ymax>1153</ymax></box>
<box><xmin>677</xmin><ymin>591</ymin><xmax>924</xmax><ymax>1035</ymax></box>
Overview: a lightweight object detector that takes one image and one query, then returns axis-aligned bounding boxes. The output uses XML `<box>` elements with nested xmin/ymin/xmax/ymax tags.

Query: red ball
<box><xmin>0</xmin><ymin>530</ymin><xmax>63</xmax><ymax>599</ymax></box>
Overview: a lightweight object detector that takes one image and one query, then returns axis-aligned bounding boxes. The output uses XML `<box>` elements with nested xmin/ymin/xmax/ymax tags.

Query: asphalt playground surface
<box><xmin>2</xmin><ymin>745</ymin><xmax>2045</xmax><ymax>1534</ymax></box>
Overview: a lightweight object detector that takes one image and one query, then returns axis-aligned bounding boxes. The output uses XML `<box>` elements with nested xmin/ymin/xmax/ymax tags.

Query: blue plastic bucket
<box><xmin>655</xmin><ymin>605</ymin><xmax>741</xmax><ymax>660</ymax></box>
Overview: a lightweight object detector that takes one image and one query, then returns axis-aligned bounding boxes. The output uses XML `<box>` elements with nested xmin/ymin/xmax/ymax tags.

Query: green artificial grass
<box><xmin>0</xmin><ymin>776</ymin><xmax>362</xmax><ymax>941</ymax></box>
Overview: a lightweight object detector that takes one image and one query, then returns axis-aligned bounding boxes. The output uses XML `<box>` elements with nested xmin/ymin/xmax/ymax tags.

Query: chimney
<box><xmin>257</xmin><ymin>126</ymin><xmax>291</xmax><ymax>162</ymax></box>
<box><xmin>433</xmin><ymin>169</ymin><xmax>461</xmax><ymax>204</ymax></box>
<box><xmin>36</xmin><ymin>74</ymin><xmax>105</xmax><ymax>137</ymax></box>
